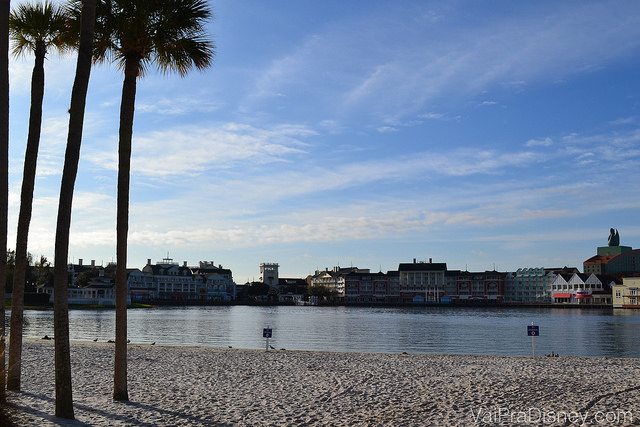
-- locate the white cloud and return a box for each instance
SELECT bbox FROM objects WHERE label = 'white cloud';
[84,122,315,178]
[525,137,553,147]
[610,117,636,126]
[137,97,223,115]
[377,126,398,133]
[420,112,445,120]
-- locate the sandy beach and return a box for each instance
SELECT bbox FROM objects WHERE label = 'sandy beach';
[4,339,640,426]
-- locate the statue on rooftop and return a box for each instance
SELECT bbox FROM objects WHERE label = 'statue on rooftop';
[608,228,620,247]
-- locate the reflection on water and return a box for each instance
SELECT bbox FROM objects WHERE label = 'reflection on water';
[6,306,640,357]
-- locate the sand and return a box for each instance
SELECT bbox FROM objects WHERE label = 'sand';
[4,339,640,426]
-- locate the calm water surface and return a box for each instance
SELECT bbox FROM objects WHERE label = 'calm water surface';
[10,305,640,357]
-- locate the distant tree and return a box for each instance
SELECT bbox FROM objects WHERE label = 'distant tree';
[247,282,270,297]
[52,0,97,418]
[4,249,14,294]
[74,269,98,287]
[33,254,53,287]
[308,285,331,298]
[8,0,70,391]
[0,0,9,405]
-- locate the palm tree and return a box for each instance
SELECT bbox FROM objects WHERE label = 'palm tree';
[71,0,213,401]
[7,0,69,391]
[52,0,97,418]
[0,0,10,404]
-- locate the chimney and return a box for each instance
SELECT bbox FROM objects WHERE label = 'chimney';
[147,259,151,266]
[78,258,83,266]
[413,258,416,264]
[91,260,95,267]
[183,261,187,267]
[429,258,432,263]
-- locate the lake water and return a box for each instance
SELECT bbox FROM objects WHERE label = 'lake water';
[9,305,640,358]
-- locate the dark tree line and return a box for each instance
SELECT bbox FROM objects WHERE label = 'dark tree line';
[4,251,53,294]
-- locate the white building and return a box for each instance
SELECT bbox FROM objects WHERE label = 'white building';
[141,258,236,302]
[613,277,640,308]
[142,258,196,300]
[308,267,368,299]
[42,268,130,306]
[550,272,615,305]
[260,263,279,289]
[127,268,155,301]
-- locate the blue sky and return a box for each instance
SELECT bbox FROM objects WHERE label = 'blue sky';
[7,0,640,283]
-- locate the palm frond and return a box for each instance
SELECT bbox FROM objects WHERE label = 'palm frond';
[9,0,71,58]
[91,0,214,77]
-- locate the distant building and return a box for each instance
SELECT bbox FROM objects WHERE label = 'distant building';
[142,258,235,302]
[613,277,640,308]
[127,268,154,301]
[66,273,123,306]
[277,278,308,303]
[387,270,400,302]
[584,229,640,277]
[260,263,279,290]
[344,271,391,303]
[39,260,130,306]
[450,270,505,302]
[398,258,446,303]
[504,267,579,303]
[444,270,460,298]
[308,266,369,300]
[192,261,235,301]
[550,272,616,305]
[142,258,196,300]
[37,257,236,304]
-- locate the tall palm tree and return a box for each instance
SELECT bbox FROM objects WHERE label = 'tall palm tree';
[52,0,97,418]
[84,0,213,400]
[7,0,69,392]
[0,0,10,404]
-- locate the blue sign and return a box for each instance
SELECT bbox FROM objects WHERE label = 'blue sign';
[527,325,539,336]
[263,328,272,338]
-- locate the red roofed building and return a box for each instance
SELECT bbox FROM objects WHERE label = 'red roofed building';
[583,229,640,278]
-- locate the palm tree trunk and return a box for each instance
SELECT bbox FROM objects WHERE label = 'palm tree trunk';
[0,0,10,405]
[53,0,96,418]
[8,41,46,392]
[114,57,138,402]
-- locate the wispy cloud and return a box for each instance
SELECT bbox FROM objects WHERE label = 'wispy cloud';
[377,126,398,133]
[137,97,224,115]
[247,2,640,125]
[420,113,445,120]
[525,137,553,147]
[84,122,314,178]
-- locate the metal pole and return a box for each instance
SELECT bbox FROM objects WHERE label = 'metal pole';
[265,325,270,351]
[531,322,536,358]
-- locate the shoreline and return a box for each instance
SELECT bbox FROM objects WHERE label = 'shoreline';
[10,301,616,311]
[5,339,640,426]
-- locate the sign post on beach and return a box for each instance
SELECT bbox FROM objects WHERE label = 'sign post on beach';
[527,323,539,358]
[263,327,272,351]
